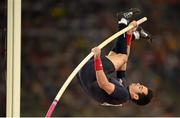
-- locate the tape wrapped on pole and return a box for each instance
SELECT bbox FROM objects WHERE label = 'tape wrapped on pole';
[45,17,147,117]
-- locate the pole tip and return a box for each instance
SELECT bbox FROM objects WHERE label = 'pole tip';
[137,17,147,25]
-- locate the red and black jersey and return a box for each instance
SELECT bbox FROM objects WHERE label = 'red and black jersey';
[78,56,130,105]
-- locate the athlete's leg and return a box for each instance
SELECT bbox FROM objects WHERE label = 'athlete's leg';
[111,18,128,54]
[110,9,140,77]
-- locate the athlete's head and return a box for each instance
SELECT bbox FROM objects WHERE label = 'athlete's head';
[128,83,153,105]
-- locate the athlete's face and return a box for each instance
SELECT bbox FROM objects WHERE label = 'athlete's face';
[131,83,148,95]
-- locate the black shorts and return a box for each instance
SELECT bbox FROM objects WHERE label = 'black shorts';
[78,56,115,87]
[78,56,115,101]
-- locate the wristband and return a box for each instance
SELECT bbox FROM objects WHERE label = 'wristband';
[127,34,132,46]
[94,58,103,71]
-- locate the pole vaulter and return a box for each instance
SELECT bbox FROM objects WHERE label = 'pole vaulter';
[45,17,147,117]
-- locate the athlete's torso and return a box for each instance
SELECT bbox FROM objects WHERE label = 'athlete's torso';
[88,77,129,105]
[78,56,130,105]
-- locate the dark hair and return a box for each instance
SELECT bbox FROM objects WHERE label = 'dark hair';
[131,88,153,105]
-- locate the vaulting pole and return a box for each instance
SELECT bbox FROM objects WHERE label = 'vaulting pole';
[6,0,21,117]
[45,17,147,117]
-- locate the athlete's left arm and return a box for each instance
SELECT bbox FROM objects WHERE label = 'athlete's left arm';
[108,21,137,58]
[92,47,115,95]
[108,21,137,71]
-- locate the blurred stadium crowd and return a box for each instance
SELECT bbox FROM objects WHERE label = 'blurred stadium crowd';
[0,0,180,117]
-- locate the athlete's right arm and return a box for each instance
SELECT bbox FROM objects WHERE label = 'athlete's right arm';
[91,47,115,95]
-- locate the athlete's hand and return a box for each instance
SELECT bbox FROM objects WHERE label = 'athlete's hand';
[127,20,138,34]
[91,47,101,58]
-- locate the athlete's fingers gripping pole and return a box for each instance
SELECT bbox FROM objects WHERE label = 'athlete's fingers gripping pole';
[45,17,147,117]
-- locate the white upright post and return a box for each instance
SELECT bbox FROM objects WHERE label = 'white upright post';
[6,0,21,117]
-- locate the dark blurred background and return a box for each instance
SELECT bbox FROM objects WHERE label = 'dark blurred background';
[0,0,7,116]
[0,0,180,117]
